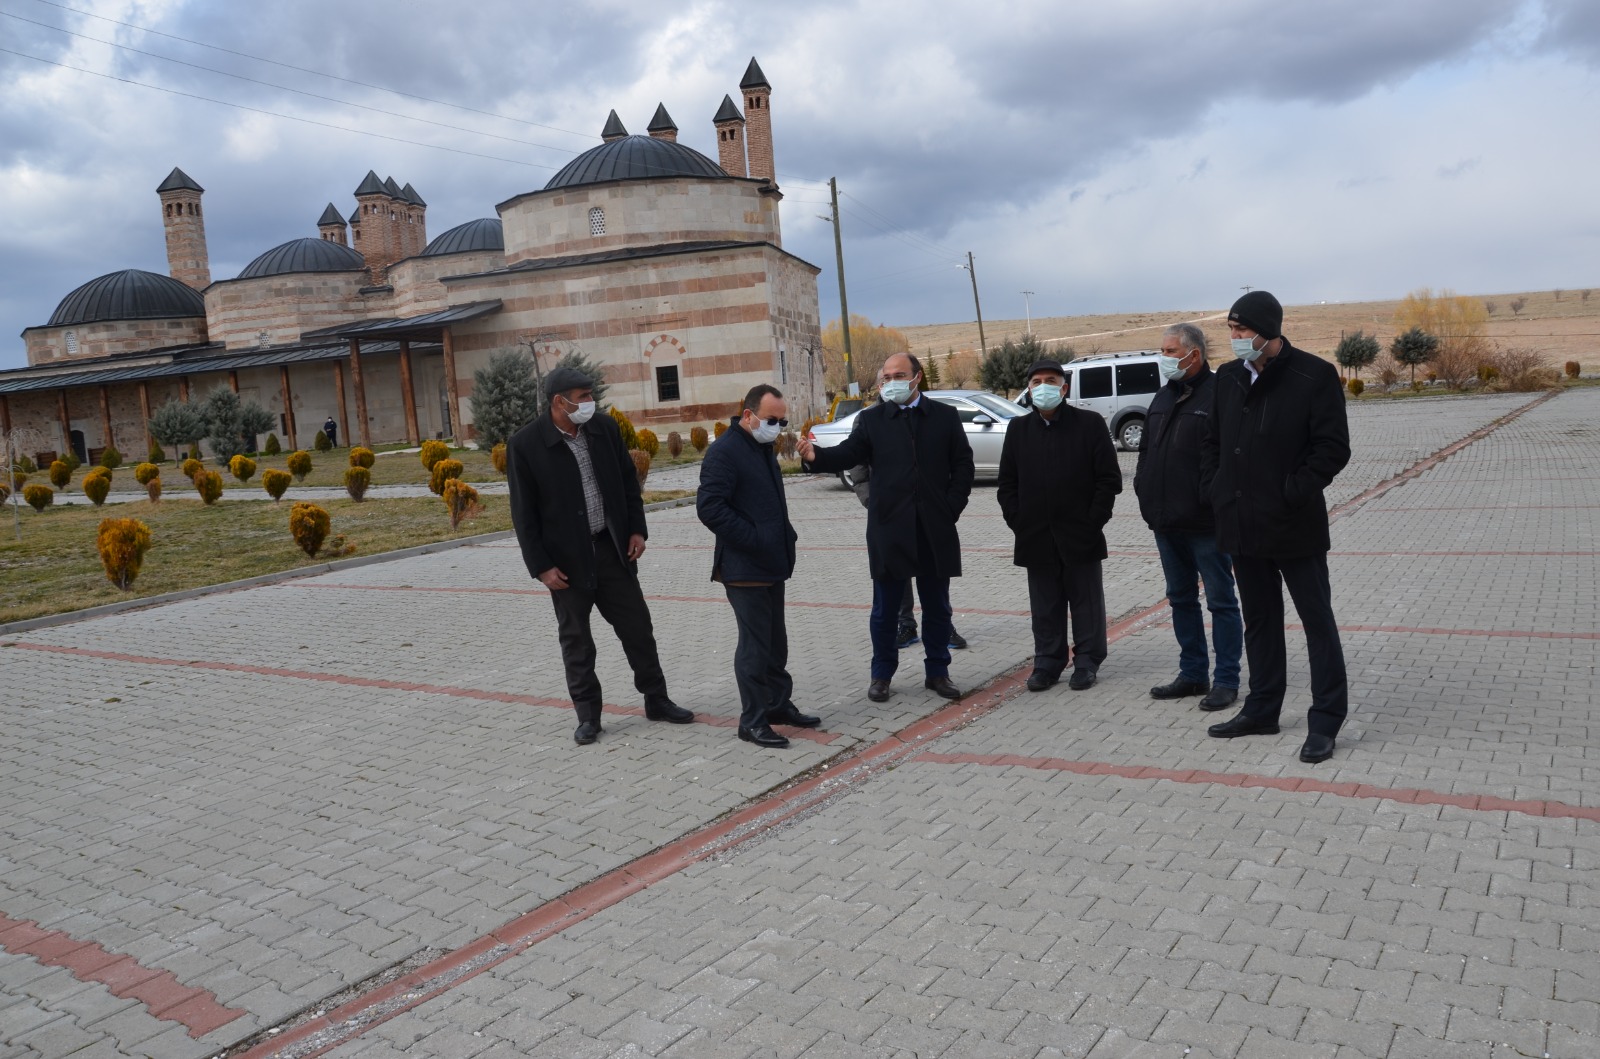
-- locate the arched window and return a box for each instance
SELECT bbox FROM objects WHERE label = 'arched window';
[589,206,606,236]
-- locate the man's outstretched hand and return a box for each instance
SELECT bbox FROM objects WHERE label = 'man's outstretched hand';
[797,438,816,462]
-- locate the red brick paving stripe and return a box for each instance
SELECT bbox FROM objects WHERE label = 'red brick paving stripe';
[1295,623,1600,641]
[0,912,245,1038]
[1368,504,1600,511]
[910,753,1600,823]
[4,643,838,745]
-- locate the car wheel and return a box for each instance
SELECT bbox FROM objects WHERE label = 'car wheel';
[1116,416,1145,451]
[839,467,856,489]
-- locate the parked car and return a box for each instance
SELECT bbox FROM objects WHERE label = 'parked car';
[1060,351,1164,450]
[805,389,1027,487]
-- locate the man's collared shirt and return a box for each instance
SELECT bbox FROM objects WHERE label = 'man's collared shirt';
[558,424,607,534]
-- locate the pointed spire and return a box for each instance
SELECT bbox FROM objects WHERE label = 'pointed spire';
[647,103,677,133]
[156,166,204,193]
[348,206,361,225]
[317,203,346,226]
[713,94,744,124]
[600,109,628,142]
[382,176,403,198]
[739,57,770,90]
[354,170,385,196]
[401,182,426,207]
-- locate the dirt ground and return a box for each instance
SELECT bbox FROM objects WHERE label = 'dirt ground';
[897,288,1599,380]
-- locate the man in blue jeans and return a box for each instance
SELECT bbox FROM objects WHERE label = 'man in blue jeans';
[1134,323,1243,710]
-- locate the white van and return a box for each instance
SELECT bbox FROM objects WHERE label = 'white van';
[1064,350,1164,450]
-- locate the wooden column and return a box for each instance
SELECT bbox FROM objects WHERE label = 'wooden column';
[178,376,190,402]
[397,339,420,445]
[138,382,153,456]
[441,327,460,442]
[348,339,371,447]
[1,394,11,436]
[57,389,72,454]
[228,371,239,393]
[279,365,297,449]
[333,361,350,450]
[99,385,116,453]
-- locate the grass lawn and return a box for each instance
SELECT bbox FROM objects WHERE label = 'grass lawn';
[0,487,690,624]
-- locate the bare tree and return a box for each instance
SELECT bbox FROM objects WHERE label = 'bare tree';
[3,424,48,541]
[1509,298,1526,316]
[1483,300,1496,315]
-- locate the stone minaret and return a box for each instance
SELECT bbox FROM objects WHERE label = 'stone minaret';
[713,95,747,177]
[401,183,427,257]
[601,110,628,144]
[157,167,210,289]
[647,104,678,142]
[741,58,775,183]
[353,170,394,279]
[317,203,348,245]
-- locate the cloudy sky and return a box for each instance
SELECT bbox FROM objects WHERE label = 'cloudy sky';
[2,0,1597,370]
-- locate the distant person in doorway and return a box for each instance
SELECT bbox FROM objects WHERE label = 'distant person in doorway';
[322,416,338,448]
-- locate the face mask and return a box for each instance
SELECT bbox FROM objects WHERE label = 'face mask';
[1158,353,1188,381]
[1230,336,1263,363]
[751,420,782,445]
[1030,382,1063,411]
[565,397,596,424]
[879,379,914,404]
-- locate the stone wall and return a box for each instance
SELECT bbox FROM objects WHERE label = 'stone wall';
[23,317,209,366]
[206,273,387,349]
[387,251,507,317]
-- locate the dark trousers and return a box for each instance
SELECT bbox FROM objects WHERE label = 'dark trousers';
[547,531,670,723]
[871,576,952,680]
[1232,552,1348,737]
[724,583,794,731]
[1025,560,1107,675]
[1153,531,1243,689]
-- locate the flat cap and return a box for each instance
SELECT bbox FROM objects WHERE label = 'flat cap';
[543,365,597,397]
[1025,359,1066,381]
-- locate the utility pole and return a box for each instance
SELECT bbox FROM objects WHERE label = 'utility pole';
[1021,290,1034,337]
[965,252,988,358]
[828,177,855,392]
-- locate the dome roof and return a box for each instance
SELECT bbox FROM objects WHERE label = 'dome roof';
[238,237,367,279]
[421,218,504,257]
[48,269,206,327]
[544,135,729,191]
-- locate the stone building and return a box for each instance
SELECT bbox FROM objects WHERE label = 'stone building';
[1,59,822,463]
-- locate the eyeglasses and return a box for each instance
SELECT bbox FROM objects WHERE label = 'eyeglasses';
[880,372,916,381]
[760,417,789,427]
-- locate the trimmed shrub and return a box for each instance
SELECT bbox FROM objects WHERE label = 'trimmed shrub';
[285,450,312,481]
[49,460,71,488]
[194,469,223,505]
[134,462,160,485]
[348,446,375,469]
[13,454,36,474]
[181,457,203,480]
[82,472,110,506]
[609,407,639,451]
[229,454,257,483]
[1478,364,1500,382]
[419,439,449,470]
[636,428,659,457]
[490,442,507,475]
[344,466,371,501]
[289,502,330,557]
[262,468,292,502]
[689,426,709,452]
[1566,361,1581,379]
[1346,378,1365,396]
[63,450,81,472]
[666,431,683,458]
[442,478,484,529]
[263,433,281,456]
[23,484,52,511]
[713,420,728,439]
[96,517,152,590]
[100,446,123,470]
[147,441,166,464]
[428,458,464,495]
[146,477,161,503]
[313,429,332,452]
[630,448,651,485]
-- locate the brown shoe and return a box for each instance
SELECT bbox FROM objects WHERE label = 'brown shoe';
[867,679,891,702]
[923,676,961,700]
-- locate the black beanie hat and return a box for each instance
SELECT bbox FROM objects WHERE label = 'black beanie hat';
[1228,290,1283,340]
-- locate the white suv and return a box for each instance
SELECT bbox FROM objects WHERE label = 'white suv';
[1063,350,1164,450]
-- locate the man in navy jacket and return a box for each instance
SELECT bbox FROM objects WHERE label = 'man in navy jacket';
[697,384,820,748]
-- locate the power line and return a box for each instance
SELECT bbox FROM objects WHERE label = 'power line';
[840,189,961,260]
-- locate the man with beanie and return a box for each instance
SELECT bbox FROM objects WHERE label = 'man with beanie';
[1135,323,1242,710]
[1200,291,1351,763]
[506,366,694,745]
[997,358,1123,691]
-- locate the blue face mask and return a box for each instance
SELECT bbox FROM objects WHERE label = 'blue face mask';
[1230,336,1264,363]
[880,379,914,404]
[1158,353,1188,381]
[1030,382,1063,411]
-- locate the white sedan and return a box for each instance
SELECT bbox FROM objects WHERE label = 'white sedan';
[804,389,1028,487]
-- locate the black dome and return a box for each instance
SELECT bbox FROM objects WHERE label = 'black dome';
[421,218,504,256]
[238,237,367,279]
[544,135,729,191]
[48,269,205,326]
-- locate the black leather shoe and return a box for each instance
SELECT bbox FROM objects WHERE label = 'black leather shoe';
[1198,686,1238,711]
[867,679,891,702]
[1150,677,1208,700]
[645,700,695,724]
[896,626,919,649]
[768,706,822,729]
[1299,733,1335,763]
[924,676,962,700]
[574,721,601,745]
[738,725,790,748]
[1025,670,1059,692]
[1067,669,1097,690]
[1207,714,1280,738]
[948,630,968,650]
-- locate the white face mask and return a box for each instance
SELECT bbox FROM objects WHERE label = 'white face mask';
[1158,352,1189,381]
[1029,382,1064,411]
[1230,336,1264,363]
[751,420,782,445]
[565,397,596,424]
[879,379,914,405]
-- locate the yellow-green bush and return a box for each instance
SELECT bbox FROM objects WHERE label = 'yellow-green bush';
[100,446,123,470]
[147,441,165,464]
[689,426,708,452]
[262,468,292,502]
[23,484,52,511]
[344,466,371,501]
[96,517,151,590]
[491,442,507,475]
[713,420,727,439]
[181,457,203,480]
[0,482,8,505]
[146,477,161,503]
[263,433,281,456]
[133,462,160,485]
[10,469,25,491]
[1347,378,1364,396]
[49,460,71,488]
[314,429,332,452]
[419,439,449,470]
[442,479,483,530]
[82,472,111,506]
[636,428,659,457]
[289,501,330,557]
[666,431,683,458]
[285,450,312,481]
[349,446,375,469]
[229,454,257,483]
[610,407,638,451]
[630,448,651,485]
[428,458,464,495]
[194,469,223,505]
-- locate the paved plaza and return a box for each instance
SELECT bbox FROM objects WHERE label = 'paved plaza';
[1,389,1597,1058]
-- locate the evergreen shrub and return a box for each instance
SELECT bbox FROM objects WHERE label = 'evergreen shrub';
[348,446,375,469]
[1347,378,1364,396]
[49,460,71,488]
[610,407,639,450]
[24,484,52,511]
[263,433,281,456]
[636,428,659,457]
[285,450,312,481]
[194,469,223,505]
[344,466,370,501]
[262,469,292,502]
[181,457,203,480]
[289,502,330,557]
[428,458,464,495]
[82,473,110,506]
[314,429,332,452]
[96,517,152,590]
[229,455,257,482]
[442,479,483,529]
[419,439,449,470]
[689,426,708,452]
[100,446,122,469]
[490,442,507,475]
[666,431,683,458]
[134,462,160,485]
[630,449,651,485]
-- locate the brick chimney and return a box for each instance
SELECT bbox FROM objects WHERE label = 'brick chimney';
[353,170,395,279]
[156,167,210,289]
[712,95,747,177]
[647,103,678,142]
[740,58,775,183]
[316,203,348,246]
[401,183,427,257]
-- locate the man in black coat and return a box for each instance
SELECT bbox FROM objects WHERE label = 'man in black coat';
[697,384,821,749]
[1200,290,1351,763]
[1134,323,1242,710]
[506,366,694,745]
[797,353,975,703]
[997,358,1123,691]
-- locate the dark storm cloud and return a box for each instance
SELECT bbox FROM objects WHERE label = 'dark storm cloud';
[1538,0,1600,63]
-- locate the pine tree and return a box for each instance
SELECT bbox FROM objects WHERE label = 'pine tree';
[1390,327,1439,386]
[1334,331,1380,381]
[923,349,942,388]
[148,398,206,463]
[471,349,543,450]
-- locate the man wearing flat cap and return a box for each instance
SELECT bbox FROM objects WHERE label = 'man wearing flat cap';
[997,358,1123,691]
[1200,291,1351,763]
[506,365,694,745]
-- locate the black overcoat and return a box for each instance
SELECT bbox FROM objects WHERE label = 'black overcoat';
[804,398,975,579]
[696,420,798,583]
[1134,364,1217,535]
[1199,342,1351,558]
[506,410,646,590]
[996,404,1123,567]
